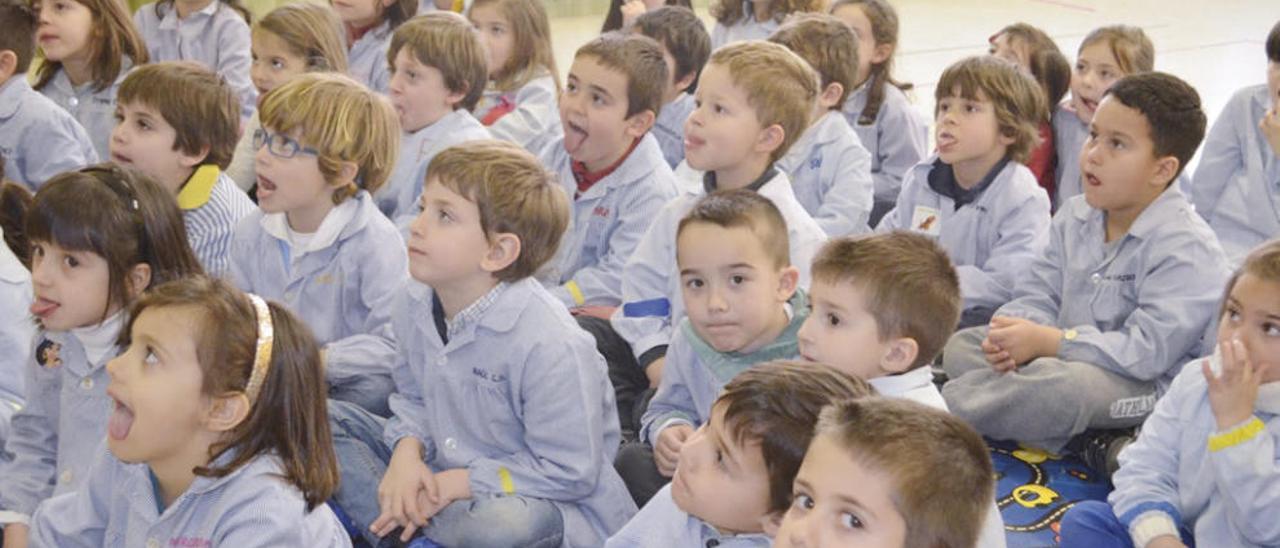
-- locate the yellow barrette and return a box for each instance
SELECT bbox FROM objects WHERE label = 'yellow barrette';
[245,294,274,403]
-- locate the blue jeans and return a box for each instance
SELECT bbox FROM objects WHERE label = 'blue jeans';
[328,400,565,547]
[1059,500,1196,548]
[329,372,396,418]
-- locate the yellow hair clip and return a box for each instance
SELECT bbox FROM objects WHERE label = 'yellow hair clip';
[245,294,274,403]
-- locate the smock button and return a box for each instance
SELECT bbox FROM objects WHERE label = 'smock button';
[146,538,160,548]
[444,437,458,450]
[59,470,73,484]
[80,377,93,390]
[1090,272,1102,284]
[68,97,79,108]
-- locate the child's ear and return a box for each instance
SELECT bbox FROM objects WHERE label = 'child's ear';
[819,82,845,110]
[126,263,153,298]
[0,50,16,82]
[776,265,800,301]
[881,336,919,374]
[760,511,785,538]
[178,144,211,170]
[445,84,469,109]
[673,71,697,95]
[335,161,360,187]
[755,123,786,157]
[624,109,656,138]
[871,43,893,65]
[480,232,521,274]
[1148,154,1180,189]
[204,392,251,433]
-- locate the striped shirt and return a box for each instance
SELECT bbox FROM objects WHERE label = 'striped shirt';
[182,166,255,278]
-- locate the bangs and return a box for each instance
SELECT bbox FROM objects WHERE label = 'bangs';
[26,173,130,256]
[935,63,989,103]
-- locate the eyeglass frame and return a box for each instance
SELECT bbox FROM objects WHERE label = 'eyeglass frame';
[252,128,320,159]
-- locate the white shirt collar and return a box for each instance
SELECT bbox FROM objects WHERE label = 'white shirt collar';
[261,198,360,259]
[71,309,124,365]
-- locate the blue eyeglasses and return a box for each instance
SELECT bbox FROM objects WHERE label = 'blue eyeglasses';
[252,128,319,159]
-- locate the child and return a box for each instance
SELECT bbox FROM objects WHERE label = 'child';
[1053,25,1153,208]
[631,6,710,169]
[0,0,97,190]
[607,360,875,547]
[32,0,148,159]
[988,23,1071,200]
[331,0,414,94]
[774,397,995,548]
[0,181,33,460]
[622,190,811,505]
[539,32,678,309]
[228,2,348,192]
[601,0,691,33]
[941,73,1229,460]
[376,11,490,225]
[796,232,1008,547]
[610,41,826,429]
[27,276,350,546]
[878,55,1051,328]
[1059,239,1280,548]
[467,0,563,155]
[708,0,822,49]
[0,164,202,545]
[133,0,256,121]
[111,62,255,278]
[328,140,635,547]
[230,73,405,418]
[769,13,875,237]
[1191,20,1280,264]
[829,0,928,226]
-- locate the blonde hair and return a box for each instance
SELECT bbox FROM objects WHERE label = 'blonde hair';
[426,140,569,282]
[388,12,488,111]
[255,2,348,74]
[1079,25,1154,75]
[935,56,1046,164]
[468,0,560,93]
[711,0,822,26]
[769,12,859,110]
[258,73,399,202]
[709,41,819,163]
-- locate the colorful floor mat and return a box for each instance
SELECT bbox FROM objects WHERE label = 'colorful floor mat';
[990,439,1113,547]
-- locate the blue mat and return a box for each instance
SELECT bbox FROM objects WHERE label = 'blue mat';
[989,439,1113,547]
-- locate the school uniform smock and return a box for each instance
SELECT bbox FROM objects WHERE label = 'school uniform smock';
[604,484,771,548]
[182,165,255,278]
[541,133,678,308]
[375,108,489,224]
[39,61,134,160]
[229,192,407,388]
[0,77,98,190]
[841,80,928,220]
[611,166,827,369]
[640,290,808,447]
[1106,359,1280,547]
[0,313,123,523]
[1191,84,1280,264]
[134,1,256,121]
[0,230,34,448]
[346,20,392,94]
[226,112,260,192]
[1051,103,1089,208]
[996,189,1229,392]
[472,73,562,155]
[29,450,352,547]
[878,156,1051,314]
[653,92,695,169]
[383,279,637,547]
[708,0,780,50]
[777,109,875,236]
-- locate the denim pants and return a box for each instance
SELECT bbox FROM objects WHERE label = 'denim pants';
[328,400,565,547]
[1058,500,1196,548]
[329,372,396,418]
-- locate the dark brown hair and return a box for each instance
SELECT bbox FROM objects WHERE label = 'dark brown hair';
[716,360,876,515]
[32,0,149,92]
[828,0,912,125]
[817,397,994,548]
[677,189,791,270]
[388,11,489,111]
[991,23,1070,120]
[1268,20,1280,63]
[1104,72,1206,181]
[812,232,961,370]
[936,55,1047,163]
[0,0,36,73]
[601,0,691,33]
[769,12,859,110]
[632,6,710,93]
[26,164,203,320]
[118,62,240,170]
[426,140,569,282]
[0,179,32,267]
[574,31,668,119]
[121,276,338,509]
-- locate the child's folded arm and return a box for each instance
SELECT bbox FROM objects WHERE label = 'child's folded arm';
[640,333,698,447]
[613,201,685,364]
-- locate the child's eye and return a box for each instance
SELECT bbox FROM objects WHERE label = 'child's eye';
[271,58,285,70]
[826,313,841,327]
[565,81,576,93]
[1110,139,1125,150]
[63,255,79,268]
[1226,307,1243,323]
[1075,61,1086,72]
[840,512,864,530]
[713,103,726,114]
[113,112,124,123]
[714,448,727,469]
[966,103,980,113]
[730,274,745,285]
[791,493,814,511]
[406,70,418,81]
[437,209,452,222]
[684,278,705,289]
[591,93,605,105]
[144,346,159,366]
[1099,70,1114,80]
[1263,322,1280,337]
[30,244,43,258]
[136,120,151,131]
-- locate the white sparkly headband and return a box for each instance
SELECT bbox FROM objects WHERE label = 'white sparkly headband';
[245,294,274,404]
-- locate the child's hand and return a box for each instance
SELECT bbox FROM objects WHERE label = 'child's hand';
[654,424,694,477]
[372,439,439,542]
[2,523,29,548]
[981,336,1017,373]
[1260,107,1280,158]
[620,0,646,27]
[986,317,1062,368]
[1202,338,1270,432]
[1146,535,1187,548]
[432,469,473,510]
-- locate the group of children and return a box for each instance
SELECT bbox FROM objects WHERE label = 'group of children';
[0,0,1277,545]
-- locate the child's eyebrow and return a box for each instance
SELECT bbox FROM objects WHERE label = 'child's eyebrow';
[586,84,614,100]
[834,493,877,520]
[727,263,757,271]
